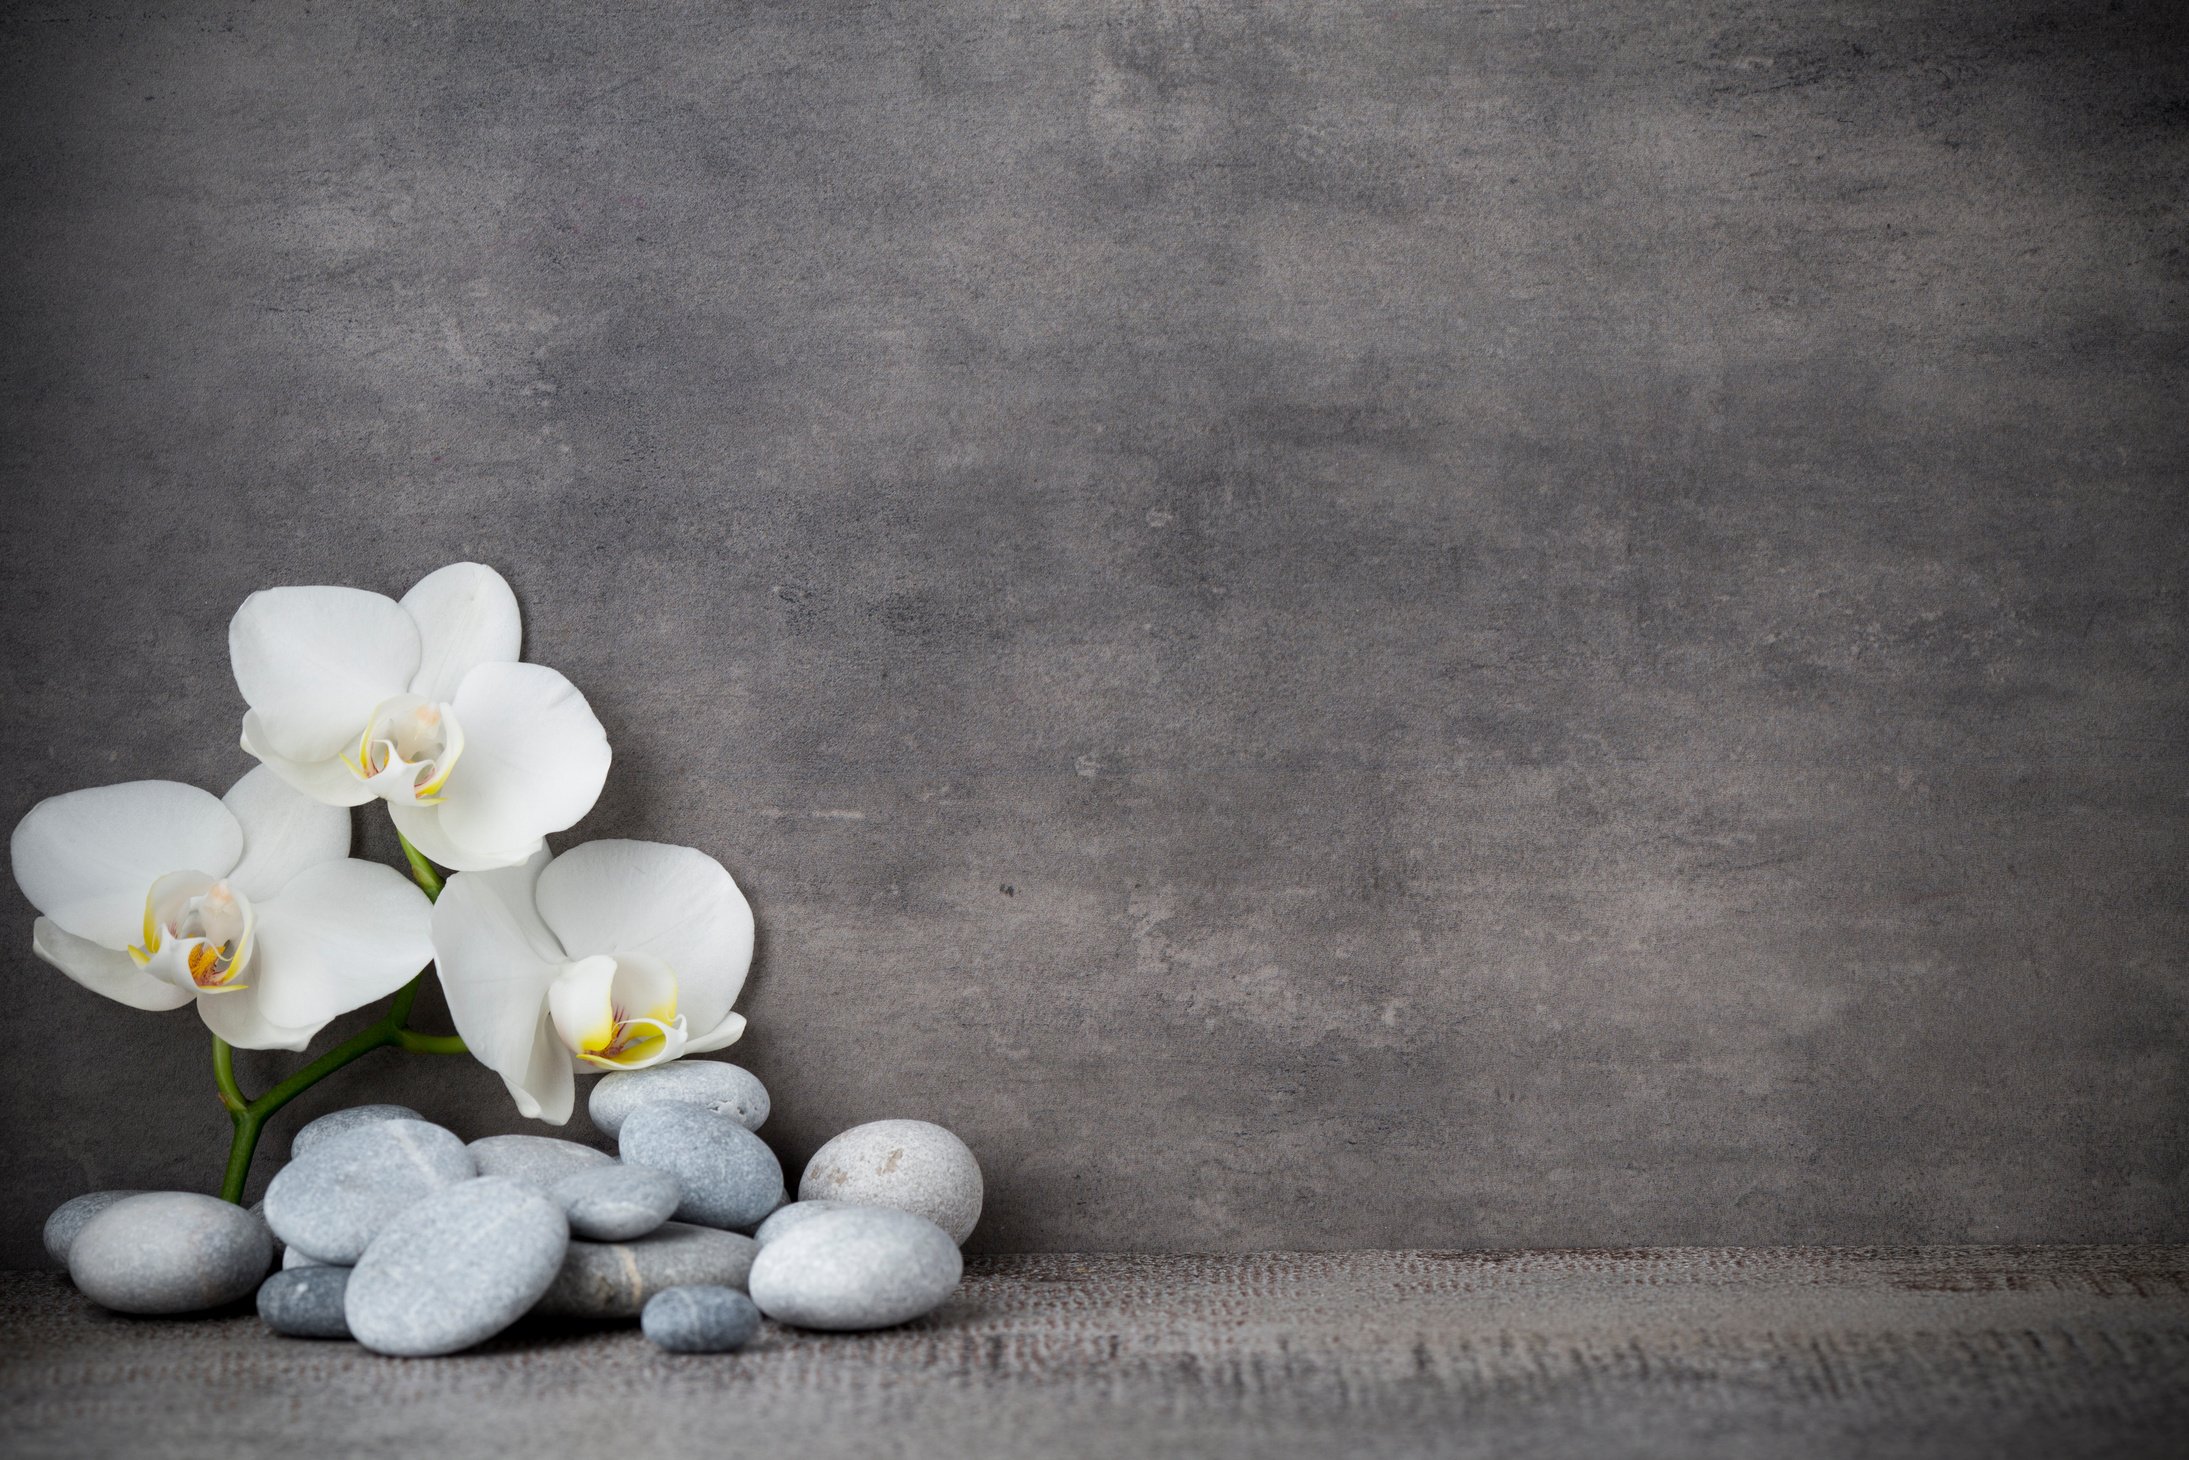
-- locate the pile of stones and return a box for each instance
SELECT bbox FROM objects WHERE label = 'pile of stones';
[45,1061,983,1357]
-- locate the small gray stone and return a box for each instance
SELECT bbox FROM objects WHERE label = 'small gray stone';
[467,1134,614,1190]
[553,1164,680,1241]
[290,1104,424,1159]
[345,1177,568,1357]
[618,1101,783,1231]
[753,1200,852,1247]
[642,1285,762,1353]
[534,1222,759,1319]
[258,1266,352,1338]
[68,1193,273,1315]
[798,1119,984,1244]
[747,1206,962,1331]
[43,1191,142,1267]
[590,1061,770,1137]
[264,1119,475,1263]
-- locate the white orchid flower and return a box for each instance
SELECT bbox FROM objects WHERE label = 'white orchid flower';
[432,840,753,1123]
[228,561,611,872]
[9,767,435,1050]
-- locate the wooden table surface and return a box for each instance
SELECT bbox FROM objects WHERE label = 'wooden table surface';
[5,1248,2187,1458]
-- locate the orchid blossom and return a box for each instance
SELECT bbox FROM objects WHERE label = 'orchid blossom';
[229,562,610,872]
[9,767,435,1050]
[432,840,753,1123]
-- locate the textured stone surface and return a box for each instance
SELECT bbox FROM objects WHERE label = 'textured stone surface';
[3,3,2188,1265]
[535,1222,759,1320]
[41,1193,142,1268]
[754,1201,852,1248]
[554,1165,681,1242]
[642,1285,763,1354]
[748,1207,963,1331]
[800,1122,983,1244]
[66,1193,272,1315]
[467,1135,614,1190]
[289,1106,425,1160]
[256,1266,352,1339]
[6,1249,2188,1458]
[263,1121,475,1264]
[591,1062,770,1137]
[620,1102,784,1231]
[345,1177,569,1357]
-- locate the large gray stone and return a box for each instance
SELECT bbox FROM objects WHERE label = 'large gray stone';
[747,1206,962,1331]
[589,1062,770,1137]
[289,1105,424,1159]
[263,1120,475,1264]
[618,1101,783,1231]
[467,1134,613,1190]
[641,1285,762,1353]
[68,1193,273,1314]
[553,1164,680,1241]
[43,1191,142,1267]
[752,1200,851,1247]
[798,1120,983,1244]
[345,1177,569,1357]
[534,1222,759,1319]
[257,1266,351,1339]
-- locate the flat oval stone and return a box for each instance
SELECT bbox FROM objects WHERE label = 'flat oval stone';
[264,1120,475,1263]
[590,1062,769,1137]
[747,1206,961,1331]
[290,1104,424,1159]
[553,1164,680,1241]
[753,1200,852,1247]
[69,1193,272,1314]
[534,1222,758,1319]
[798,1119,983,1244]
[642,1285,762,1353]
[346,1177,568,1357]
[258,1266,351,1338]
[618,1101,783,1230]
[468,1134,614,1190]
[43,1191,142,1266]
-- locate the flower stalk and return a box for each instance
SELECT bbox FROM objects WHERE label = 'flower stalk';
[213,834,465,1204]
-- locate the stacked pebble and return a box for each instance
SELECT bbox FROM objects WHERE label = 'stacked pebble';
[47,1060,984,1359]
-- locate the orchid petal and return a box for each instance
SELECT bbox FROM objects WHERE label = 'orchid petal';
[682,1010,748,1055]
[386,801,541,875]
[423,663,610,869]
[241,713,376,808]
[221,767,351,902]
[503,1009,577,1124]
[433,862,570,1108]
[193,979,321,1053]
[401,562,522,705]
[11,782,242,948]
[533,840,753,1040]
[249,860,434,1030]
[32,917,194,1012]
[229,585,420,763]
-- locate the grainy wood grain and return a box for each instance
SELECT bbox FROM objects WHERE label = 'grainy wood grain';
[5,1248,2186,1458]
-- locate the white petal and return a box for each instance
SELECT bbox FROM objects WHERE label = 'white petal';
[682,1010,748,1055]
[431,663,610,865]
[387,801,541,874]
[11,781,243,947]
[229,585,419,763]
[533,840,753,1039]
[241,713,376,808]
[400,562,522,705]
[193,980,321,1053]
[432,863,569,1106]
[221,766,351,901]
[248,860,435,1030]
[502,1009,577,1124]
[32,917,195,1011]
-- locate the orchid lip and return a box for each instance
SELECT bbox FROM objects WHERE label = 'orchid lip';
[347,695,466,805]
[129,872,254,992]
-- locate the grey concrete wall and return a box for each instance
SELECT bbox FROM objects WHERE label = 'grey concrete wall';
[1,0,2184,1268]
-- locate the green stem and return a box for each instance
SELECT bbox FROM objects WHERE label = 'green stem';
[213,832,468,1203]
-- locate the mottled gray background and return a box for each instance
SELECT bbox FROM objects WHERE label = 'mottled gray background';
[1,0,2184,1268]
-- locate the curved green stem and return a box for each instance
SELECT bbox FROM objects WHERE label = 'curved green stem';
[212,832,468,1203]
